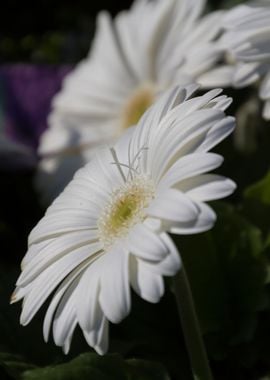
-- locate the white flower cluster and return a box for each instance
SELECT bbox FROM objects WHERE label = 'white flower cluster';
[221,2,270,119]
[13,0,269,355]
[35,0,270,204]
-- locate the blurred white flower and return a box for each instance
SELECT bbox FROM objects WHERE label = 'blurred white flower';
[36,0,225,203]
[200,1,270,120]
[13,85,236,354]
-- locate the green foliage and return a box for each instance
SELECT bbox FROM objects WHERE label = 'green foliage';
[242,171,270,235]
[20,353,169,380]
[244,171,270,205]
[174,202,269,375]
[0,353,36,380]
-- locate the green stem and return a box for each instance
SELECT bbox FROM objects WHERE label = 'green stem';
[173,265,214,380]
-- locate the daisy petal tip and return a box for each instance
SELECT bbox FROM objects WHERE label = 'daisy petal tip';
[99,299,129,325]
[20,315,29,327]
[223,97,233,110]
[94,345,107,356]
[174,257,182,274]
[10,291,17,305]
[185,83,200,97]
[213,88,224,96]
[62,343,71,355]
[227,179,237,194]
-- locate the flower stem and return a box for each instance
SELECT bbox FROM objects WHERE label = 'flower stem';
[173,265,214,380]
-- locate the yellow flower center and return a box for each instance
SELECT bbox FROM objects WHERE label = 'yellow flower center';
[98,176,155,249]
[121,84,155,130]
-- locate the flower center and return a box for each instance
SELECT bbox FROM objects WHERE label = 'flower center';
[121,84,155,130]
[98,176,155,249]
[224,51,236,65]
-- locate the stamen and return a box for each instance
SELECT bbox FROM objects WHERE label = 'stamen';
[129,145,148,177]
[110,147,126,182]
[98,176,155,249]
[110,145,149,180]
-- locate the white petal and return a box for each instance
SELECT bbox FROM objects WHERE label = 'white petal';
[83,314,109,355]
[28,211,98,245]
[20,242,103,325]
[147,188,199,223]
[260,72,270,99]
[75,260,103,332]
[10,284,30,304]
[52,284,78,347]
[179,174,236,201]
[141,233,181,277]
[170,202,216,235]
[17,230,99,287]
[207,95,233,111]
[130,255,165,303]
[144,217,162,233]
[127,224,168,262]
[158,153,224,190]
[62,319,77,354]
[43,261,88,342]
[233,62,263,87]
[198,66,235,87]
[99,246,131,324]
[196,117,235,153]
[94,317,109,355]
[94,12,135,82]
[262,99,270,119]
[149,108,225,180]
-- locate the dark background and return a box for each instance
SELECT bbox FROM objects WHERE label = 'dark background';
[0,0,243,63]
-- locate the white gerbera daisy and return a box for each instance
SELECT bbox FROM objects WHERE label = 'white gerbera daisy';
[13,85,236,354]
[36,0,225,203]
[200,1,270,120]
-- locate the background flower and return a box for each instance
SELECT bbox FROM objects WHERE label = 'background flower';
[200,1,270,120]
[36,0,226,203]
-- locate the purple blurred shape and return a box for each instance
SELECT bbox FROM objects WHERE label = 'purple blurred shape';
[0,64,72,169]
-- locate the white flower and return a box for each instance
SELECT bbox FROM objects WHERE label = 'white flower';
[13,85,236,355]
[36,0,225,203]
[200,2,270,120]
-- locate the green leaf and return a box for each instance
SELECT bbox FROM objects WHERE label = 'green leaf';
[22,354,126,380]
[126,359,170,380]
[174,202,268,364]
[0,358,18,380]
[0,353,36,380]
[210,203,268,345]
[22,353,170,380]
[242,171,270,234]
[173,231,227,336]
[244,171,270,205]
[109,286,193,380]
